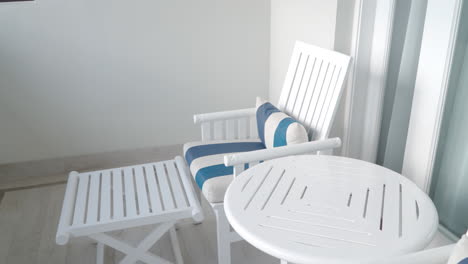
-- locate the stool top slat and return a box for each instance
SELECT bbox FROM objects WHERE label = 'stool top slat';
[111,168,124,219]
[123,167,138,218]
[143,164,164,214]
[134,166,150,215]
[100,171,112,222]
[86,172,101,224]
[155,162,176,210]
[72,174,89,226]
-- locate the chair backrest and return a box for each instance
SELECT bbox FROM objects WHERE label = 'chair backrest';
[277,41,351,141]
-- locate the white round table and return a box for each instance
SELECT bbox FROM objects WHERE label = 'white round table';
[224,155,438,264]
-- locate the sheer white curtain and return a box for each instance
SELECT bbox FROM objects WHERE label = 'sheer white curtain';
[376,0,427,173]
[430,9,468,237]
[377,0,468,237]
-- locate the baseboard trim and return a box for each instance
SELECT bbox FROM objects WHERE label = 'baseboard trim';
[438,224,460,242]
[0,144,182,191]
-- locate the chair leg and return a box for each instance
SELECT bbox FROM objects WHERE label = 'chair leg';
[213,204,231,264]
[170,227,184,264]
[96,243,104,264]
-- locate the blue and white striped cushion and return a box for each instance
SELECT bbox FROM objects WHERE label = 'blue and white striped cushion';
[256,97,308,149]
[183,139,265,203]
[448,232,468,264]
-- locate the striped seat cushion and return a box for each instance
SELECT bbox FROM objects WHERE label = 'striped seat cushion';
[256,97,308,149]
[183,139,265,203]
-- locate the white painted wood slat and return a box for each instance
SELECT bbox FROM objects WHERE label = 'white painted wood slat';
[100,171,111,222]
[382,177,400,238]
[278,47,304,111]
[72,175,89,225]
[155,163,176,210]
[249,117,258,139]
[123,168,137,217]
[284,53,309,114]
[201,122,212,141]
[112,169,124,219]
[213,120,224,140]
[247,167,285,211]
[297,59,323,124]
[305,62,330,137]
[144,164,163,214]
[248,161,260,169]
[226,119,237,140]
[316,67,343,139]
[233,165,244,177]
[312,65,337,136]
[292,57,317,122]
[165,161,188,209]
[86,172,100,224]
[401,183,419,237]
[134,166,150,215]
[237,117,248,139]
[365,183,385,232]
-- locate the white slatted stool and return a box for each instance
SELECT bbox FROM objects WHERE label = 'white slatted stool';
[224,155,439,264]
[56,156,203,264]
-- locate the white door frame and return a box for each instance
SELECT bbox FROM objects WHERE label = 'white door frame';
[360,0,396,163]
[341,0,396,162]
[402,0,463,192]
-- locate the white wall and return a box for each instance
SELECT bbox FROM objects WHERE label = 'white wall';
[269,0,338,103]
[0,0,270,164]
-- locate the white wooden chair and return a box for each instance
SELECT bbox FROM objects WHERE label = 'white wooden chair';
[182,41,352,264]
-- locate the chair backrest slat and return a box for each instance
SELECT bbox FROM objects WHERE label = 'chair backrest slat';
[277,41,351,141]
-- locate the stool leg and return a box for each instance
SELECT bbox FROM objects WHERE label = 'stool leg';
[170,227,184,264]
[96,243,105,264]
[193,184,203,225]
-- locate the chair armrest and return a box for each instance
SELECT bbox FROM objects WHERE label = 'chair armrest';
[224,137,342,166]
[193,108,256,124]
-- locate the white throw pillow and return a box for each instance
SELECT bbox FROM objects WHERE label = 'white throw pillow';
[255,97,308,149]
[447,231,468,264]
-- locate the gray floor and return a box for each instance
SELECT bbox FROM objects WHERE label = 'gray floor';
[0,184,277,264]
[0,184,455,264]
